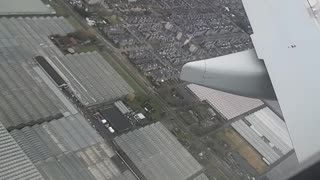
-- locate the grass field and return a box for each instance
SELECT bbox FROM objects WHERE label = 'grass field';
[217,128,268,174]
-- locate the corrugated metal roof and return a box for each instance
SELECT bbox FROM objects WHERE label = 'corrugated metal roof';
[231,108,293,164]
[245,108,293,153]
[0,122,44,180]
[11,116,94,163]
[187,84,263,120]
[11,127,53,163]
[0,14,136,180]
[41,114,104,152]
[50,52,134,106]
[0,17,134,129]
[11,113,136,180]
[114,101,131,114]
[232,120,281,164]
[0,58,61,129]
[114,122,202,180]
[193,173,209,180]
[0,0,55,15]
[0,16,77,129]
[35,152,96,180]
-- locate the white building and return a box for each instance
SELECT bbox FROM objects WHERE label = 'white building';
[232,107,293,164]
[187,84,263,120]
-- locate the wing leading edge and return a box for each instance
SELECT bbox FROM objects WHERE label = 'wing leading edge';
[180,49,276,99]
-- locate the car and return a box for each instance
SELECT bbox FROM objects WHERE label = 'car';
[108,126,115,133]
[101,119,107,124]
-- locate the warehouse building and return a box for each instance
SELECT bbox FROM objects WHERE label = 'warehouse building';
[0,16,80,129]
[11,113,137,180]
[114,101,132,115]
[49,52,134,106]
[0,16,133,128]
[114,122,203,180]
[193,173,209,180]
[0,26,71,129]
[0,56,64,129]
[0,0,55,16]
[231,107,293,165]
[187,84,264,120]
[0,121,44,180]
[0,3,141,180]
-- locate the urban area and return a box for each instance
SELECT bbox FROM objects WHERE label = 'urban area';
[0,0,298,180]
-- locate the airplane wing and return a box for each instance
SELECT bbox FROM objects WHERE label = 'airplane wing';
[181,0,320,163]
[180,49,276,99]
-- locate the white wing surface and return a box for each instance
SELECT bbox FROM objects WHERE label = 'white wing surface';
[242,0,320,162]
[181,0,320,163]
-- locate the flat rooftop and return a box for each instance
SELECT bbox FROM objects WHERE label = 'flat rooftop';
[100,107,132,132]
[187,84,264,120]
[0,16,77,129]
[0,0,55,15]
[231,107,293,164]
[50,52,134,106]
[114,122,203,180]
[10,113,137,180]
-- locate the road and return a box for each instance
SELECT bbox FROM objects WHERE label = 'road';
[202,104,266,138]
[53,2,264,180]
[56,0,156,94]
[124,24,174,68]
[55,2,253,163]
[56,0,191,132]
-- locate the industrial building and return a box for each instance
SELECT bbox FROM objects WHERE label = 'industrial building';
[11,113,137,180]
[114,122,203,180]
[231,107,293,164]
[0,13,138,179]
[193,173,210,180]
[0,16,134,129]
[0,121,44,180]
[49,51,134,106]
[0,16,79,129]
[0,0,55,15]
[0,1,206,180]
[187,84,264,120]
[114,101,132,115]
